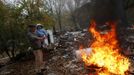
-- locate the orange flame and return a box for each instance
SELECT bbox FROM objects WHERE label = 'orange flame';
[81,20,130,75]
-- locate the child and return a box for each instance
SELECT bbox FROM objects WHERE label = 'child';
[36,24,48,48]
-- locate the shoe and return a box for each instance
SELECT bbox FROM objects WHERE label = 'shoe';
[36,72,44,75]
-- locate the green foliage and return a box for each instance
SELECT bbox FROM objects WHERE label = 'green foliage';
[0,0,54,60]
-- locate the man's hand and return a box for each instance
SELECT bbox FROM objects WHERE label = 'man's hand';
[38,37,44,40]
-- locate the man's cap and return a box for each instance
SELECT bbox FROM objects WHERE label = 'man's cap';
[28,24,36,28]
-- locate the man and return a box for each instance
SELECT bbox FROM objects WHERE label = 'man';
[27,24,45,75]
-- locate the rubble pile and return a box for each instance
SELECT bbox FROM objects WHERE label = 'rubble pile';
[0,31,134,75]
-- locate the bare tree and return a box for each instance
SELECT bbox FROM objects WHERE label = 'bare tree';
[17,0,44,22]
[53,0,66,31]
[44,0,57,32]
[66,0,90,30]
[44,0,66,31]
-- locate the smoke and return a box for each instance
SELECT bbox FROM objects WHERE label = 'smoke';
[91,0,127,26]
[75,48,92,61]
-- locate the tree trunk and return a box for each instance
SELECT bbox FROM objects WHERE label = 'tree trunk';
[72,14,80,31]
[115,0,128,50]
[58,16,62,31]
[115,0,128,27]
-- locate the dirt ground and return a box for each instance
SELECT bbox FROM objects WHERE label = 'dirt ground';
[0,48,134,75]
[0,48,88,75]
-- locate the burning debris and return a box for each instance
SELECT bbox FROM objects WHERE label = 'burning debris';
[80,20,130,75]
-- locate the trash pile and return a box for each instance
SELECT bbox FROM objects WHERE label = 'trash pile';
[0,31,134,75]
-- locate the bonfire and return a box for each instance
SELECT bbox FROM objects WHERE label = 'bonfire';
[80,20,130,75]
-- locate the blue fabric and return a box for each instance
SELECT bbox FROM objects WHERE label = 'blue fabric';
[36,29,47,37]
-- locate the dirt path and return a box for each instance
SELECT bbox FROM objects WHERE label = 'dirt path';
[0,48,134,75]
